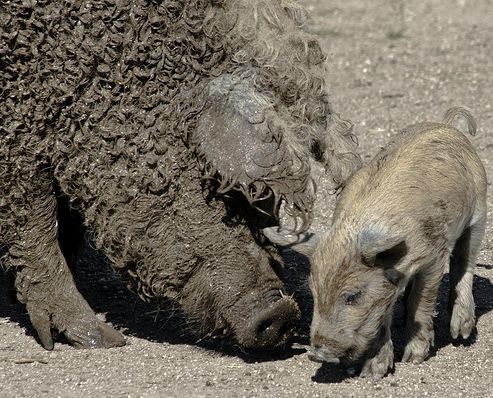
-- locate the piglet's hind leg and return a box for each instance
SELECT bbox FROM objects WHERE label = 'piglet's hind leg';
[449,218,485,340]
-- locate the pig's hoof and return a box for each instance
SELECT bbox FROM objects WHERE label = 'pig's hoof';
[65,321,126,349]
[450,301,475,340]
[402,335,432,364]
[360,340,394,379]
[27,301,125,350]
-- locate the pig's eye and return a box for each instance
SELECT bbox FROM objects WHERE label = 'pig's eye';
[344,291,363,305]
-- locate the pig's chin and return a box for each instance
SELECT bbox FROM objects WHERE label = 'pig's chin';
[310,343,361,366]
[310,335,372,366]
[336,336,385,367]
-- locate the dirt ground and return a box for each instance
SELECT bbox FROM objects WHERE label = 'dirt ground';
[1,0,492,397]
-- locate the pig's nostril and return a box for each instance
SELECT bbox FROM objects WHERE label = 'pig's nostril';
[256,318,290,339]
[256,319,274,335]
[277,320,291,339]
[252,308,296,345]
[235,296,300,348]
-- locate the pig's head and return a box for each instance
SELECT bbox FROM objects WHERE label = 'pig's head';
[264,224,407,362]
[108,65,360,349]
[158,1,361,349]
[120,70,359,349]
[178,206,302,349]
[165,74,358,349]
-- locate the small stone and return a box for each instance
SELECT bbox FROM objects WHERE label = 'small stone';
[13,357,48,365]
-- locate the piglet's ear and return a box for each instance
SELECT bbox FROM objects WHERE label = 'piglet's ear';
[359,227,407,268]
[263,227,318,258]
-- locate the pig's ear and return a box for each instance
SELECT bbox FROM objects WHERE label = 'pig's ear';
[263,227,318,257]
[193,75,286,191]
[192,75,317,231]
[359,227,408,268]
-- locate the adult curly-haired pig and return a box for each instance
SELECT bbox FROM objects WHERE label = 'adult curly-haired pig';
[265,107,487,377]
[0,1,361,350]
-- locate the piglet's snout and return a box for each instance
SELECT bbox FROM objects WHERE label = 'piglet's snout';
[308,345,340,364]
[309,331,346,363]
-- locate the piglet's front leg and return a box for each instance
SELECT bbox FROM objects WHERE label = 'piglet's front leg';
[402,257,445,363]
[360,323,394,379]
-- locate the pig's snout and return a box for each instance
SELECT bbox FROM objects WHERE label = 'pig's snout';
[241,296,300,348]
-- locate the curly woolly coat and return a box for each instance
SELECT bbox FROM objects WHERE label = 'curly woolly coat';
[0,0,360,347]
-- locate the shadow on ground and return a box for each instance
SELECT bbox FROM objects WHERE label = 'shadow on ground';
[1,242,492,372]
[0,244,308,363]
[284,251,493,384]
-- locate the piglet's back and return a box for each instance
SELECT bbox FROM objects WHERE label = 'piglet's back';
[335,121,487,235]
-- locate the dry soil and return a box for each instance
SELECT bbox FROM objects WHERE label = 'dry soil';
[1,1,492,397]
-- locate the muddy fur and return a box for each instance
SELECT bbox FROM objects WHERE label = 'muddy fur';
[266,108,487,376]
[0,1,360,349]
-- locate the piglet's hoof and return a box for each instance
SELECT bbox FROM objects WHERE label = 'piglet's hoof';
[402,331,434,365]
[450,301,475,340]
[360,339,394,379]
[65,321,126,349]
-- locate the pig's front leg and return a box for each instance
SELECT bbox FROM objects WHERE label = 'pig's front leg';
[360,321,394,379]
[8,180,125,349]
[403,257,446,363]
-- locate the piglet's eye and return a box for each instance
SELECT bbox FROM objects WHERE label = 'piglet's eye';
[344,291,363,305]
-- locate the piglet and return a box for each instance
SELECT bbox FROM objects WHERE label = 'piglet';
[264,107,487,378]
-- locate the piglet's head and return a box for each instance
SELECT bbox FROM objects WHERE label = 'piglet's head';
[264,225,407,365]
